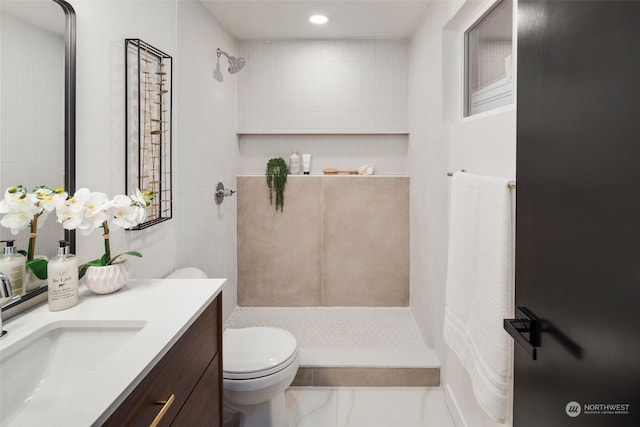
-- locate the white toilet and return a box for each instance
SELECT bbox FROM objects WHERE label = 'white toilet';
[165,268,299,427]
[223,327,299,427]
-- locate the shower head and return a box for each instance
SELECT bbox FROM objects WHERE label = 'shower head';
[217,48,246,74]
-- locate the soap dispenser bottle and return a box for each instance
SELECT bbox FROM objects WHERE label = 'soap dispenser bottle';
[0,240,26,296]
[47,240,79,311]
[289,151,301,175]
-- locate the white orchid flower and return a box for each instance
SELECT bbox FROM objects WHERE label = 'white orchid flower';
[129,189,151,225]
[110,195,140,229]
[130,189,146,207]
[78,210,110,235]
[55,188,103,232]
[84,191,110,214]
[56,203,84,230]
[0,188,39,234]
[132,188,154,207]
[133,203,147,224]
[56,188,87,230]
[40,188,152,270]
[0,187,23,213]
[35,187,68,213]
[0,209,32,234]
[0,187,37,214]
[65,187,91,213]
[36,211,50,229]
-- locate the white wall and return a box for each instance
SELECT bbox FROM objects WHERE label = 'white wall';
[175,0,239,321]
[70,0,239,320]
[408,0,453,357]
[409,0,516,426]
[71,0,177,278]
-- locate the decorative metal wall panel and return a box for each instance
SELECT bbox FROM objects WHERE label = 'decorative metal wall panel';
[125,39,172,229]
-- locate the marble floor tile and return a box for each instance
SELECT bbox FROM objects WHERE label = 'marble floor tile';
[286,388,338,427]
[286,387,456,427]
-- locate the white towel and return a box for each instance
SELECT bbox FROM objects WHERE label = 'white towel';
[443,172,514,423]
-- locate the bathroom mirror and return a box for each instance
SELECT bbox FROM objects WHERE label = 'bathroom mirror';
[0,0,75,312]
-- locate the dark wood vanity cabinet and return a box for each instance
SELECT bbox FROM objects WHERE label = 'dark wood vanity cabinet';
[102,294,223,427]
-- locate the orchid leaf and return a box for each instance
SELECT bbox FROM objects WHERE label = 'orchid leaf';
[108,251,142,265]
[100,253,110,266]
[78,264,90,280]
[78,258,102,279]
[26,258,48,280]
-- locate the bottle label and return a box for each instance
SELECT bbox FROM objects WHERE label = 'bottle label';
[49,269,78,302]
[289,155,301,174]
[8,264,23,295]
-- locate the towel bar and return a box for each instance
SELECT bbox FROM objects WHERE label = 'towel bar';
[446,170,516,189]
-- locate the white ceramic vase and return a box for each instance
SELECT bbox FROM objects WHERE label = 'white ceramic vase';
[83,260,131,294]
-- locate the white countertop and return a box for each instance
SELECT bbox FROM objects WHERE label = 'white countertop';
[0,278,225,427]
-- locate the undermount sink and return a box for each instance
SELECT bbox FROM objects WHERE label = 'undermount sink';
[0,321,145,425]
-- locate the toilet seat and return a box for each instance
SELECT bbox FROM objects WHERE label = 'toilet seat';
[223,327,298,380]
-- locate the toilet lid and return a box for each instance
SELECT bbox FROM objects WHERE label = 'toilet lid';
[223,327,297,376]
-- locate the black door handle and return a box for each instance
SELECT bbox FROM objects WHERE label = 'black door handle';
[504,306,540,360]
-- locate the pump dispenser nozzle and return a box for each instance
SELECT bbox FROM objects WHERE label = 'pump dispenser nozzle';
[1,240,16,255]
[57,240,69,257]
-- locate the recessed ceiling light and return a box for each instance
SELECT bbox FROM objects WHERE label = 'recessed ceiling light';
[309,14,329,25]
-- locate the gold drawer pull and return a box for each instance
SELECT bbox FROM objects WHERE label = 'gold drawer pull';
[149,393,175,427]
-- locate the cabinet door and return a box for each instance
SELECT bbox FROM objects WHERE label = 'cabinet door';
[171,354,222,427]
[102,301,218,426]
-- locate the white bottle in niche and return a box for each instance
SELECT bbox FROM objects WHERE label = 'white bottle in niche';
[48,240,79,311]
[289,151,301,175]
[0,240,25,296]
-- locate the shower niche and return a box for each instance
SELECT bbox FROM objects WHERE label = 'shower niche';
[125,38,173,229]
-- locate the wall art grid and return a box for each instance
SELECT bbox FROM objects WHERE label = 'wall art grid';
[125,38,173,229]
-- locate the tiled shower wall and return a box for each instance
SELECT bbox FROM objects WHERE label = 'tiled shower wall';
[236,40,410,307]
[237,176,409,307]
[236,40,408,133]
[239,134,408,175]
[236,39,409,176]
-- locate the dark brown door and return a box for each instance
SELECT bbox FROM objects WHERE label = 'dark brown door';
[510,1,640,425]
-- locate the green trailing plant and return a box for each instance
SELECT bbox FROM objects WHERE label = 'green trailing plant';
[265,157,288,212]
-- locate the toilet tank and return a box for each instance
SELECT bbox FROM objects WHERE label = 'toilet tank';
[165,268,208,279]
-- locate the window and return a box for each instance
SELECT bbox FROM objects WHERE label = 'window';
[465,0,513,117]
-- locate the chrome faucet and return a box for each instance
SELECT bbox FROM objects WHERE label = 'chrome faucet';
[0,272,12,339]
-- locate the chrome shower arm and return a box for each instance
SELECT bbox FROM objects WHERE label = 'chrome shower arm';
[216,47,246,74]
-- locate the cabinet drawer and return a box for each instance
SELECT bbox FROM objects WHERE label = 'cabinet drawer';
[103,298,218,427]
[171,353,222,426]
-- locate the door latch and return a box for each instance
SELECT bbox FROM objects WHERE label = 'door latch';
[504,306,540,360]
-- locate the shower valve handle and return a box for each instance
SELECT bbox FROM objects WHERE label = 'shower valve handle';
[216,189,236,198]
[215,182,236,205]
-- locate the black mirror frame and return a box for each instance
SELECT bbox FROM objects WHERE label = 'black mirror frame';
[2,0,76,317]
[54,0,76,253]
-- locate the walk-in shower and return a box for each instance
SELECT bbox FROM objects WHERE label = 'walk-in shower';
[216,48,246,74]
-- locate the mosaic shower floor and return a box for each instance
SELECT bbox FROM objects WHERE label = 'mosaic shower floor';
[225,307,439,368]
